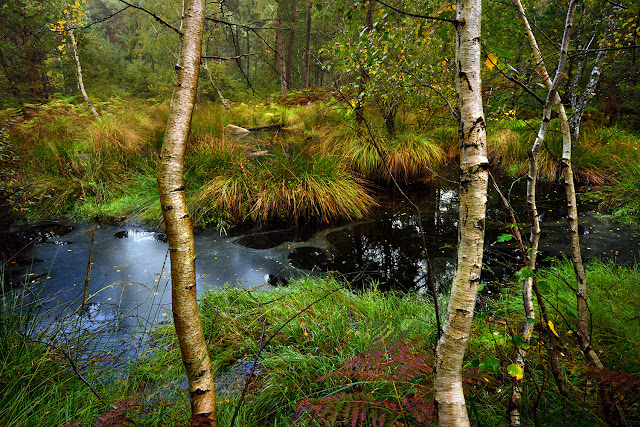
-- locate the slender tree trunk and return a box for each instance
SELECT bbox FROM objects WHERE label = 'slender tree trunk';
[246,30,250,80]
[434,0,488,424]
[203,59,230,110]
[276,7,286,96]
[355,4,374,125]
[303,1,311,89]
[508,3,577,418]
[67,23,99,120]
[514,1,622,424]
[286,0,297,88]
[157,0,216,422]
[569,8,618,142]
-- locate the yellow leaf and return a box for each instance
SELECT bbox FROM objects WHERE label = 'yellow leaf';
[485,53,497,70]
[548,320,560,337]
[507,363,524,380]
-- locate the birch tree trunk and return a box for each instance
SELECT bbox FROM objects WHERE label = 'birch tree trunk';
[434,0,488,424]
[569,8,618,143]
[67,24,99,120]
[508,2,577,424]
[514,1,621,424]
[157,0,217,422]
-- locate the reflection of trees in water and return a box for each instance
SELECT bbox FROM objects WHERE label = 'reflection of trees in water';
[327,183,460,293]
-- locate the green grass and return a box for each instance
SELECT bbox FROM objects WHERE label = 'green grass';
[2,260,640,426]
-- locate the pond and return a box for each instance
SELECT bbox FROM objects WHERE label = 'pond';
[2,176,639,332]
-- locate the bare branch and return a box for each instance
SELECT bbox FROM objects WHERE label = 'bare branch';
[201,53,257,60]
[116,0,181,35]
[69,6,130,30]
[373,0,458,23]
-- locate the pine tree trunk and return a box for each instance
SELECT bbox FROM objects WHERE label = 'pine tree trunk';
[157,0,217,422]
[67,24,99,120]
[303,2,311,89]
[276,7,286,96]
[286,0,297,88]
[434,0,488,424]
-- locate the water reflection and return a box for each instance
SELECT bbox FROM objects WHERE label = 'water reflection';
[2,178,640,328]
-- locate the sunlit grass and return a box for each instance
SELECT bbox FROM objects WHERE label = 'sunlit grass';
[192,139,376,224]
[340,130,444,183]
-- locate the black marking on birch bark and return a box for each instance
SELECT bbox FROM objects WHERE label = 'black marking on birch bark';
[184,360,193,367]
[458,70,472,91]
[474,218,485,230]
[467,117,485,139]
[456,308,470,315]
[196,369,207,379]
[468,162,489,174]
[182,214,190,219]
[172,186,186,192]
[162,205,173,211]
[542,116,550,123]
[462,142,481,149]
[185,284,195,290]
[175,65,182,70]
[192,388,207,396]
[170,248,179,253]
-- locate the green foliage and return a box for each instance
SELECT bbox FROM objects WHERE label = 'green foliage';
[196,276,438,425]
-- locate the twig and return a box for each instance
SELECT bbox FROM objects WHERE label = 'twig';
[372,0,458,23]
[230,302,266,426]
[81,227,95,313]
[206,306,219,346]
[229,286,344,426]
[201,53,257,60]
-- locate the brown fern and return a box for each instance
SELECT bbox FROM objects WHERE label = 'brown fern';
[295,339,435,426]
[586,368,640,397]
[92,398,139,427]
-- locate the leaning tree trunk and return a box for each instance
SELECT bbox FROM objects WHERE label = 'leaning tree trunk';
[434,0,488,424]
[67,21,99,120]
[157,0,216,422]
[508,1,577,424]
[514,1,621,424]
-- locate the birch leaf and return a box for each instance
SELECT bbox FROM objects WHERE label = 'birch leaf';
[485,53,497,70]
[507,363,524,380]
[548,320,560,337]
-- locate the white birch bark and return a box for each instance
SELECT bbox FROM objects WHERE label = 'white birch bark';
[569,8,619,142]
[67,23,99,120]
[157,0,217,422]
[434,0,488,424]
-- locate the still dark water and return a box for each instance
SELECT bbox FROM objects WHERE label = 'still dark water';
[2,178,640,328]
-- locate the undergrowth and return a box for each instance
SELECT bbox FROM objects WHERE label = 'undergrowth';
[2,260,640,426]
[6,98,640,227]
